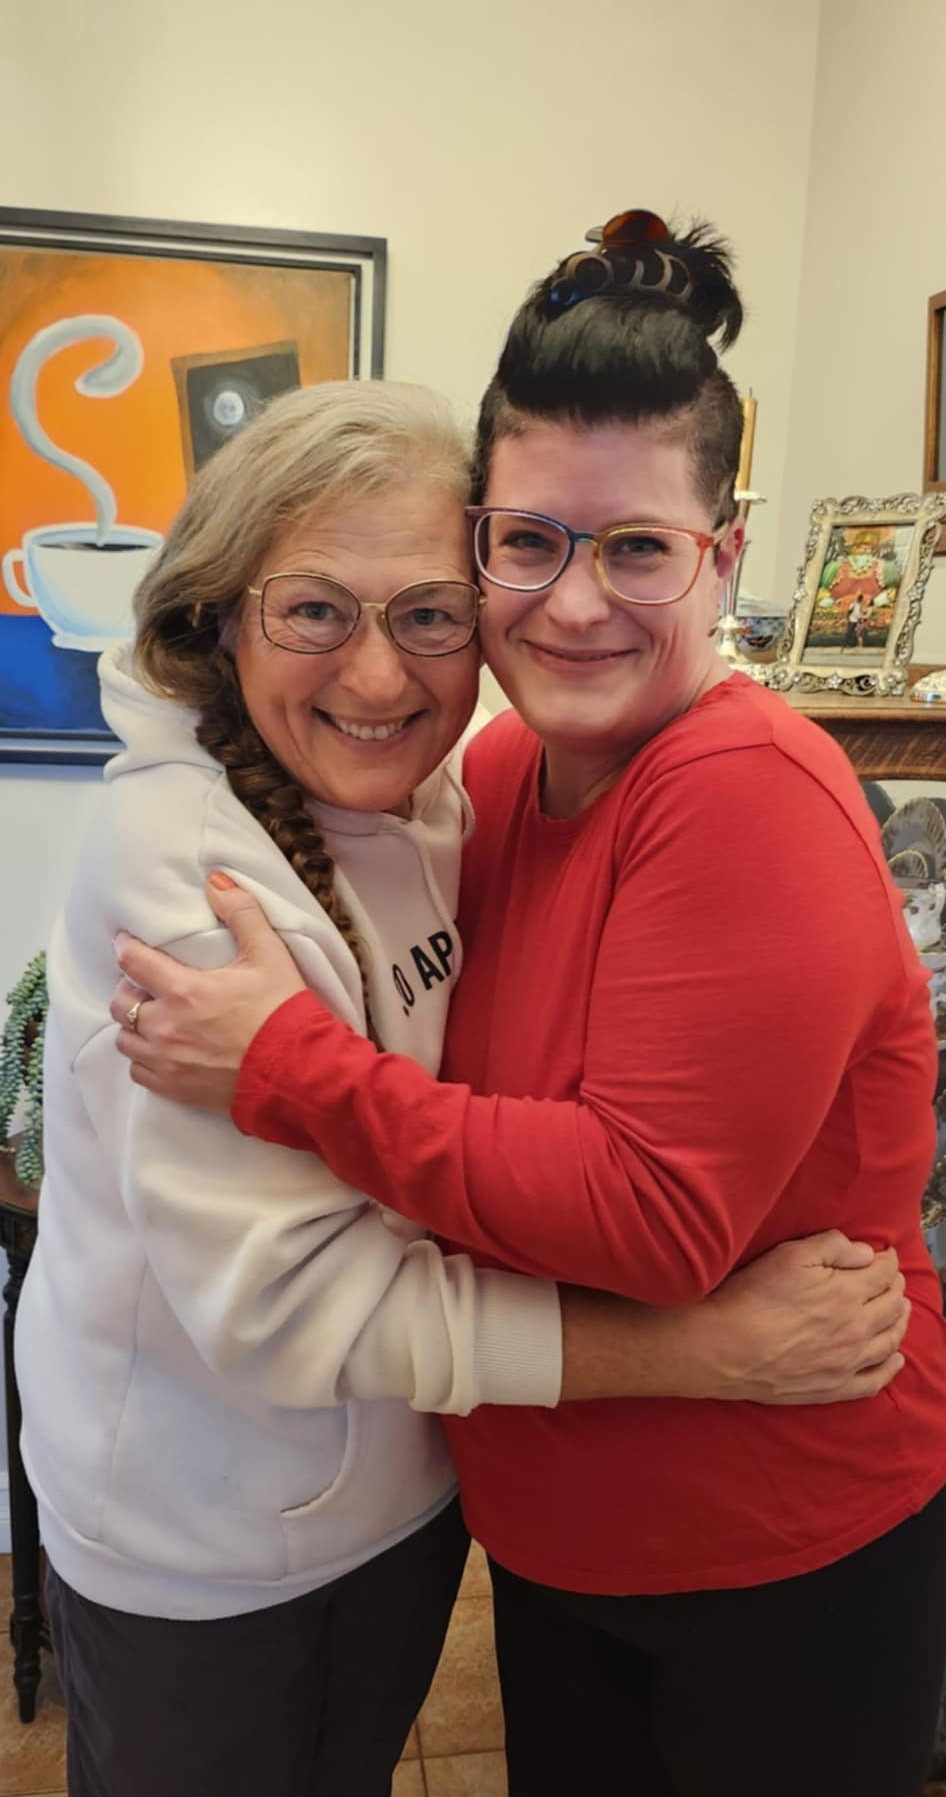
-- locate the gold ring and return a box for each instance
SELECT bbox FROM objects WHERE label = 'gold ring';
[125,998,146,1033]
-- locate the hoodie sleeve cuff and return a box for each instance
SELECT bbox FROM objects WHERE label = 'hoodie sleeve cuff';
[472,1272,563,1408]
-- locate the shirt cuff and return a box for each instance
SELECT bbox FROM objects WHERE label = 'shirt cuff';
[233,991,330,1145]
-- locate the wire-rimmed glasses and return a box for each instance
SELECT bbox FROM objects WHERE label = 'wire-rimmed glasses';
[466,507,725,607]
[249,573,483,658]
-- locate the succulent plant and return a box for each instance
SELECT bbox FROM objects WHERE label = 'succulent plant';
[0,952,47,1187]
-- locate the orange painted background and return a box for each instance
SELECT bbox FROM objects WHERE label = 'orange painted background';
[0,249,352,615]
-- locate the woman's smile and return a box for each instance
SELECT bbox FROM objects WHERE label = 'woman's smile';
[315,708,421,743]
[521,640,640,667]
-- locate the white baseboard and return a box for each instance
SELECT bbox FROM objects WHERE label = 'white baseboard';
[0,1475,11,1556]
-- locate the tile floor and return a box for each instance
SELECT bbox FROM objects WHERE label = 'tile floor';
[0,1543,508,1797]
[0,1546,942,1797]
[405,1538,507,1796]
[0,1580,66,1796]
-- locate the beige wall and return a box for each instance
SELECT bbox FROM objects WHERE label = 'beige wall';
[5,0,946,990]
[0,0,824,994]
[7,0,945,937]
[2,0,820,590]
[779,0,946,658]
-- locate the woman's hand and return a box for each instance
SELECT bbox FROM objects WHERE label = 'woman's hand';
[110,876,305,1112]
[559,1231,910,1405]
[687,1232,909,1403]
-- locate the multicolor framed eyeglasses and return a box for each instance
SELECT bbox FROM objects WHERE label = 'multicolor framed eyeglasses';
[466,508,725,608]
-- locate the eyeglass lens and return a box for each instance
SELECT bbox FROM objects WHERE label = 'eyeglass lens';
[473,513,703,605]
[261,575,478,655]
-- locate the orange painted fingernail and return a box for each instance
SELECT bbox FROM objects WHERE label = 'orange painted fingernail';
[208,872,237,891]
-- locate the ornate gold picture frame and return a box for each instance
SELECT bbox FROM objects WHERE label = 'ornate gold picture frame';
[768,493,946,698]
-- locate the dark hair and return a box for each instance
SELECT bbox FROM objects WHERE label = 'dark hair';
[473,217,745,521]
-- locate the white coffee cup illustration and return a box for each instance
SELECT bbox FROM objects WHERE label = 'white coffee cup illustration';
[6,315,163,650]
[3,522,162,650]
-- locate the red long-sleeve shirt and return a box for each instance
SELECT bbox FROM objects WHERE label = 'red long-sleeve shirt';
[235,676,946,1592]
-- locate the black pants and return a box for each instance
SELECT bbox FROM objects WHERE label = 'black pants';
[490,1483,946,1797]
[45,1497,468,1797]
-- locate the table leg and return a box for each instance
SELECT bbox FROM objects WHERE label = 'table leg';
[3,1248,42,1723]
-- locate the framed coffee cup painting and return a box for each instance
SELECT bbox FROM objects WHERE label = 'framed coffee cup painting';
[0,207,386,762]
[768,492,946,698]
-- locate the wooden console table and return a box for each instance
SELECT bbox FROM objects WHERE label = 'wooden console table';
[784,664,946,780]
[0,1146,44,1723]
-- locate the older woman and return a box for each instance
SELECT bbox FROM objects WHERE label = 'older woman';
[113,215,946,1797]
[19,379,899,1797]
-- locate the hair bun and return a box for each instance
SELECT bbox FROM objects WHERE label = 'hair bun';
[547,209,743,350]
[671,218,743,349]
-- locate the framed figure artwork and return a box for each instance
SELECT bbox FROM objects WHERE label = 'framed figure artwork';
[768,493,946,698]
[0,207,386,762]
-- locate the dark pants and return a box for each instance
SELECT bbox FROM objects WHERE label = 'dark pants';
[46,1497,468,1797]
[490,1482,946,1797]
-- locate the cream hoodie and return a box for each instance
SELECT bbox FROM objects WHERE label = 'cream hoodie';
[16,646,561,1620]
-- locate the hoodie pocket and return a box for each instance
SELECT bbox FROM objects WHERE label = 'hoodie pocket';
[279,1405,363,1574]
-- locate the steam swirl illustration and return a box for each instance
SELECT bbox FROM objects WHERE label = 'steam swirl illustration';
[9,315,144,543]
[3,313,162,650]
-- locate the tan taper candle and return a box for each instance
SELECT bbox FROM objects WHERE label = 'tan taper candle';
[736,394,757,494]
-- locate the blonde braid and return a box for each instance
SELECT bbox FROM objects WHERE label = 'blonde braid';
[195,651,377,1041]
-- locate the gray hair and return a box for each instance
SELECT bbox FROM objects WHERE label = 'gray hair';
[130,381,471,1040]
[134,379,471,701]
